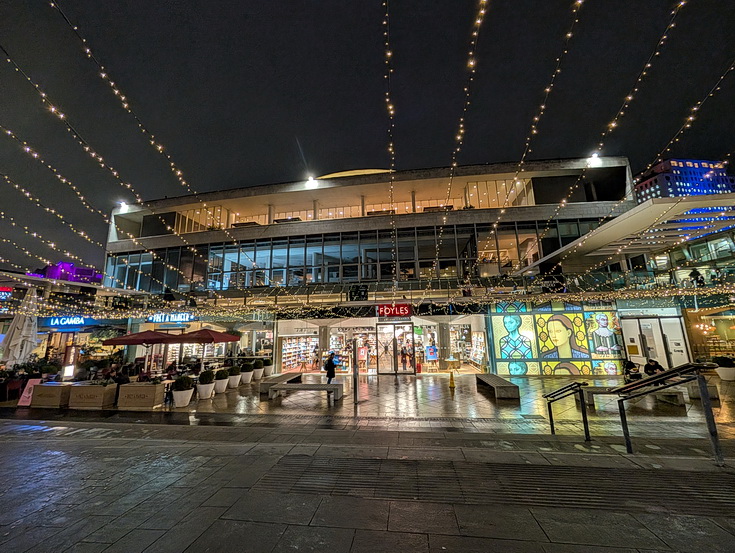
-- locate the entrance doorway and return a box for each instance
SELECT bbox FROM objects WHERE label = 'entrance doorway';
[376,323,415,374]
[620,317,691,369]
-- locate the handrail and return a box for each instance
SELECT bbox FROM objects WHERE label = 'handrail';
[611,362,723,466]
[544,381,590,441]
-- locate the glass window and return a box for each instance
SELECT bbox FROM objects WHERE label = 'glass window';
[436,226,456,258]
[208,245,224,272]
[438,259,457,278]
[397,229,415,261]
[416,228,436,259]
[223,245,240,272]
[288,238,305,267]
[255,240,271,269]
[138,253,153,292]
[165,248,181,291]
[362,263,377,281]
[239,242,255,269]
[359,231,379,264]
[271,240,288,268]
[399,262,416,280]
[306,236,323,267]
[342,264,359,282]
[341,233,359,264]
[379,263,395,281]
[377,230,394,262]
[418,261,435,279]
[323,236,341,266]
[456,225,475,258]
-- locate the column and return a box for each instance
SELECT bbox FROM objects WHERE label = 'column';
[438,323,451,371]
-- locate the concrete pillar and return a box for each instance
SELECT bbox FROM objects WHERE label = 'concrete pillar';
[318,325,330,362]
[411,190,416,213]
[312,199,318,221]
[361,195,366,217]
[437,323,451,370]
[267,204,274,224]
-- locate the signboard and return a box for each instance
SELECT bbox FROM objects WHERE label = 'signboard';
[376,304,412,318]
[39,316,91,328]
[17,378,42,407]
[0,287,12,301]
[147,312,197,324]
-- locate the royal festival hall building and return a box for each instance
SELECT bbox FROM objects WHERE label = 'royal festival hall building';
[99,157,735,377]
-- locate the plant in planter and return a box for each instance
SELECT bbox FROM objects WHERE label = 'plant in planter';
[196,370,215,400]
[171,375,195,407]
[262,357,275,377]
[213,368,229,393]
[252,359,265,380]
[713,356,735,381]
[240,362,254,384]
[227,365,241,388]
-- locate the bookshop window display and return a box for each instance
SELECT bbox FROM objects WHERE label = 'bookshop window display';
[489,301,625,376]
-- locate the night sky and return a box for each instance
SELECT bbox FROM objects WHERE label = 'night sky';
[1,1,734,270]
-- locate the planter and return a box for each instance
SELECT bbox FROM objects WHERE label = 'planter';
[253,368,265,380]
[117,383,165,410]
[69,383,116,410]
[214,379,229,394]
[172,388,194,408]
[196,382,215,399]
[228,374,241,388]
[715,367,735,381]
[240,371,253,384]
[263,364,274,377]
[30,383,72,408]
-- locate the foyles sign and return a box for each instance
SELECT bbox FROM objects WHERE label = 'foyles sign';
[147,312,197,324]
[376,304,412,318]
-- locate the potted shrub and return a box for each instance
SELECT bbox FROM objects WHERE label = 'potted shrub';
[263,357,274,377]
[196,370,215,399]
[240,362,254,384]
[252,359,265,380]
[214,368,229,393]
[227,365,241,388]
[171,375,194,408]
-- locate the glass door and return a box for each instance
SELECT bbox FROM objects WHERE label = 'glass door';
[621,317,691,370]
[376,323,415,374]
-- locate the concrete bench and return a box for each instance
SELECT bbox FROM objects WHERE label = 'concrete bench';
[268,382,343,401]
[652,387,687,406]
[259,372,302,395]
[476,374,520,399]
[573,386,615,406]
[685,381,719,400]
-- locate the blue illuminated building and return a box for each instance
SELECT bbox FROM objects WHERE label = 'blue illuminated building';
[634,159,734,204]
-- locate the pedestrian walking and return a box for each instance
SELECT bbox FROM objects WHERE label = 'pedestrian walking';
[324,352,336,384]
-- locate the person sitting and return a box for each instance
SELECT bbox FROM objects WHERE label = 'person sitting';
[623,360,642,383]
[137,371,151,383]
[114,367,131,385]
[643,359,666,384]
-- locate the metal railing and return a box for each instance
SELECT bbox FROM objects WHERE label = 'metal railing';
[543,382,591,442]
[610,362,723,466]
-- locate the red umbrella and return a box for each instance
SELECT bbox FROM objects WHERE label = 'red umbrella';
[102,330,171,346]
[162,329,239,344]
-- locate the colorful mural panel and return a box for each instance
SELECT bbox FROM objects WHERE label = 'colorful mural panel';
[496,361,541,376]
[492,314,537,359]
[536,313,590,359]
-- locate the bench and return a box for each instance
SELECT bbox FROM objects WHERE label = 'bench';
[573,386,615,406]
[652,387,687,406]
[685,381,719,400]
[268,382,343,401]
[259,372,302,395]
[476,374,520,399]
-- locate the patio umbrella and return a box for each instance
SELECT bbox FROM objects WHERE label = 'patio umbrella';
[162,329,239,370]
[0,288,39,369]
[102,330,171,373]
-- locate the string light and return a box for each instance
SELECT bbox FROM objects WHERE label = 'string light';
[44,4,307,305]
[383,0,399,295]
[509,0,690,271]
[426,0,489,296]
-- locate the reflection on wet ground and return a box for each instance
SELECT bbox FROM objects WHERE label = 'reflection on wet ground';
[1,373,733,439]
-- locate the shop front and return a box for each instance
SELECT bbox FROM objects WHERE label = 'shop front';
[37,316,128,367]
[683,305,735,361]
[274,304,489,375]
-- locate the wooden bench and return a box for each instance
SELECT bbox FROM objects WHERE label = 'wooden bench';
[259,372,302,395]
[268,382,343,401]
[476,374,520,399]
[573,386,615,406]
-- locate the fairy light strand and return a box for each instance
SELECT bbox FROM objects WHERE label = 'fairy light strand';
[425,0,489,297]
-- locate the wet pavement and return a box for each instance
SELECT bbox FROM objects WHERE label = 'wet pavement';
[1,416,734,552]
[2,373,734,441]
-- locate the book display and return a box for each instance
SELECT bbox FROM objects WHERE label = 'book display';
[280,336,319,371]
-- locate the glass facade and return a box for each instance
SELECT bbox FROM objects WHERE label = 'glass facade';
[105,220,598,292]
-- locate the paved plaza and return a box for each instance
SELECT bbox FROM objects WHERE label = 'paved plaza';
[2,374,735,551]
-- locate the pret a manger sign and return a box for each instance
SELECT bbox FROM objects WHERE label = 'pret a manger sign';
[376,304,412,318]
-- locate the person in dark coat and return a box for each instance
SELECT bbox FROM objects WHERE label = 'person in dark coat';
[324,352,336,384]
[623,360,641,383]
[644,359,666,384]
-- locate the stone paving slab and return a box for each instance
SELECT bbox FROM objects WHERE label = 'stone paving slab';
[1,420,735,552]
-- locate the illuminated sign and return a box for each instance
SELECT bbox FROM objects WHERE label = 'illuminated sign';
[147,312,196,324]
[45,316,87,327]
[376,304,412,318]
[0,287,12,301]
